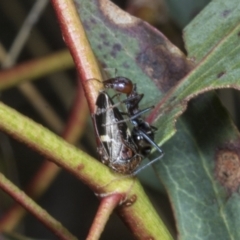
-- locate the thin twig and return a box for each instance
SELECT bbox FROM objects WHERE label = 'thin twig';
[0,172,77,240]
[86,194,122,240]
[2,0,49,68]
[19,83,64,133]
[1,0,64,133]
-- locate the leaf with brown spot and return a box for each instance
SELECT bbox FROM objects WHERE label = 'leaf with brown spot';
[215,144,240,194]
[76,0,240,146]
[150,1,240,143]
[75,1,240,239]
[154,93,240,240]
[75,0,191,120]
[152,1,240,240]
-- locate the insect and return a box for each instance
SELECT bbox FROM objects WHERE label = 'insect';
[102,76,164,174]
[93,91,143,174]
[103,76,142,115]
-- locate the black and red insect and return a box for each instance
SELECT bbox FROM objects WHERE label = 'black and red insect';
[93,91,142,174]
[103,76,164,171]
[93,76,163,175]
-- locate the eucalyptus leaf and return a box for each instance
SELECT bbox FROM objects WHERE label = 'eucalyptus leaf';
[154,0,240,239]
[75,1,240,239]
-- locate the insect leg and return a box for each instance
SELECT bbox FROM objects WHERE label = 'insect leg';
[131,129,164,176]
[103,106,154,126]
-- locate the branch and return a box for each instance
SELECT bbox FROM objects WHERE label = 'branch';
[0,172,77,240]
[0,84,88,231]
[86,194,122,240]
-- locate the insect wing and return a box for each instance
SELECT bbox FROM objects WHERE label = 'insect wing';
[95,92,126,160]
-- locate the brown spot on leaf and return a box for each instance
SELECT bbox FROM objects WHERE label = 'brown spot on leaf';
[113,43,122,52]
[100,33,107,39]
[215,142,240,194]
[110,44,122,58]
[89,0,192,92]
[103,41,110,46]
[90,18,97,24]
[122,62,130,69]
[217,71,226,78]
[222,9,232,17]
[136,44,191,92]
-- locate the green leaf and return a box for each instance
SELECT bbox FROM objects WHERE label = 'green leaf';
[152,2,240,143]
[153,0,240,239]
[75,0,240,145]
[156,93,240,240]
[75,0,192,143]
[184,0,240,61]
[75,0,240,239]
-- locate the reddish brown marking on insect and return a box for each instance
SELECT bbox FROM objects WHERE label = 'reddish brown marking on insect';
[104,77,134,95]
[215,141,240,194]
[76,164,84,171]
[123,194,137,207]
[217,71,226,78]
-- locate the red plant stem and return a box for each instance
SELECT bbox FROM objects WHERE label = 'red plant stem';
[51,0,103,114]
[0,172,77,240]
[86,194,123,240]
